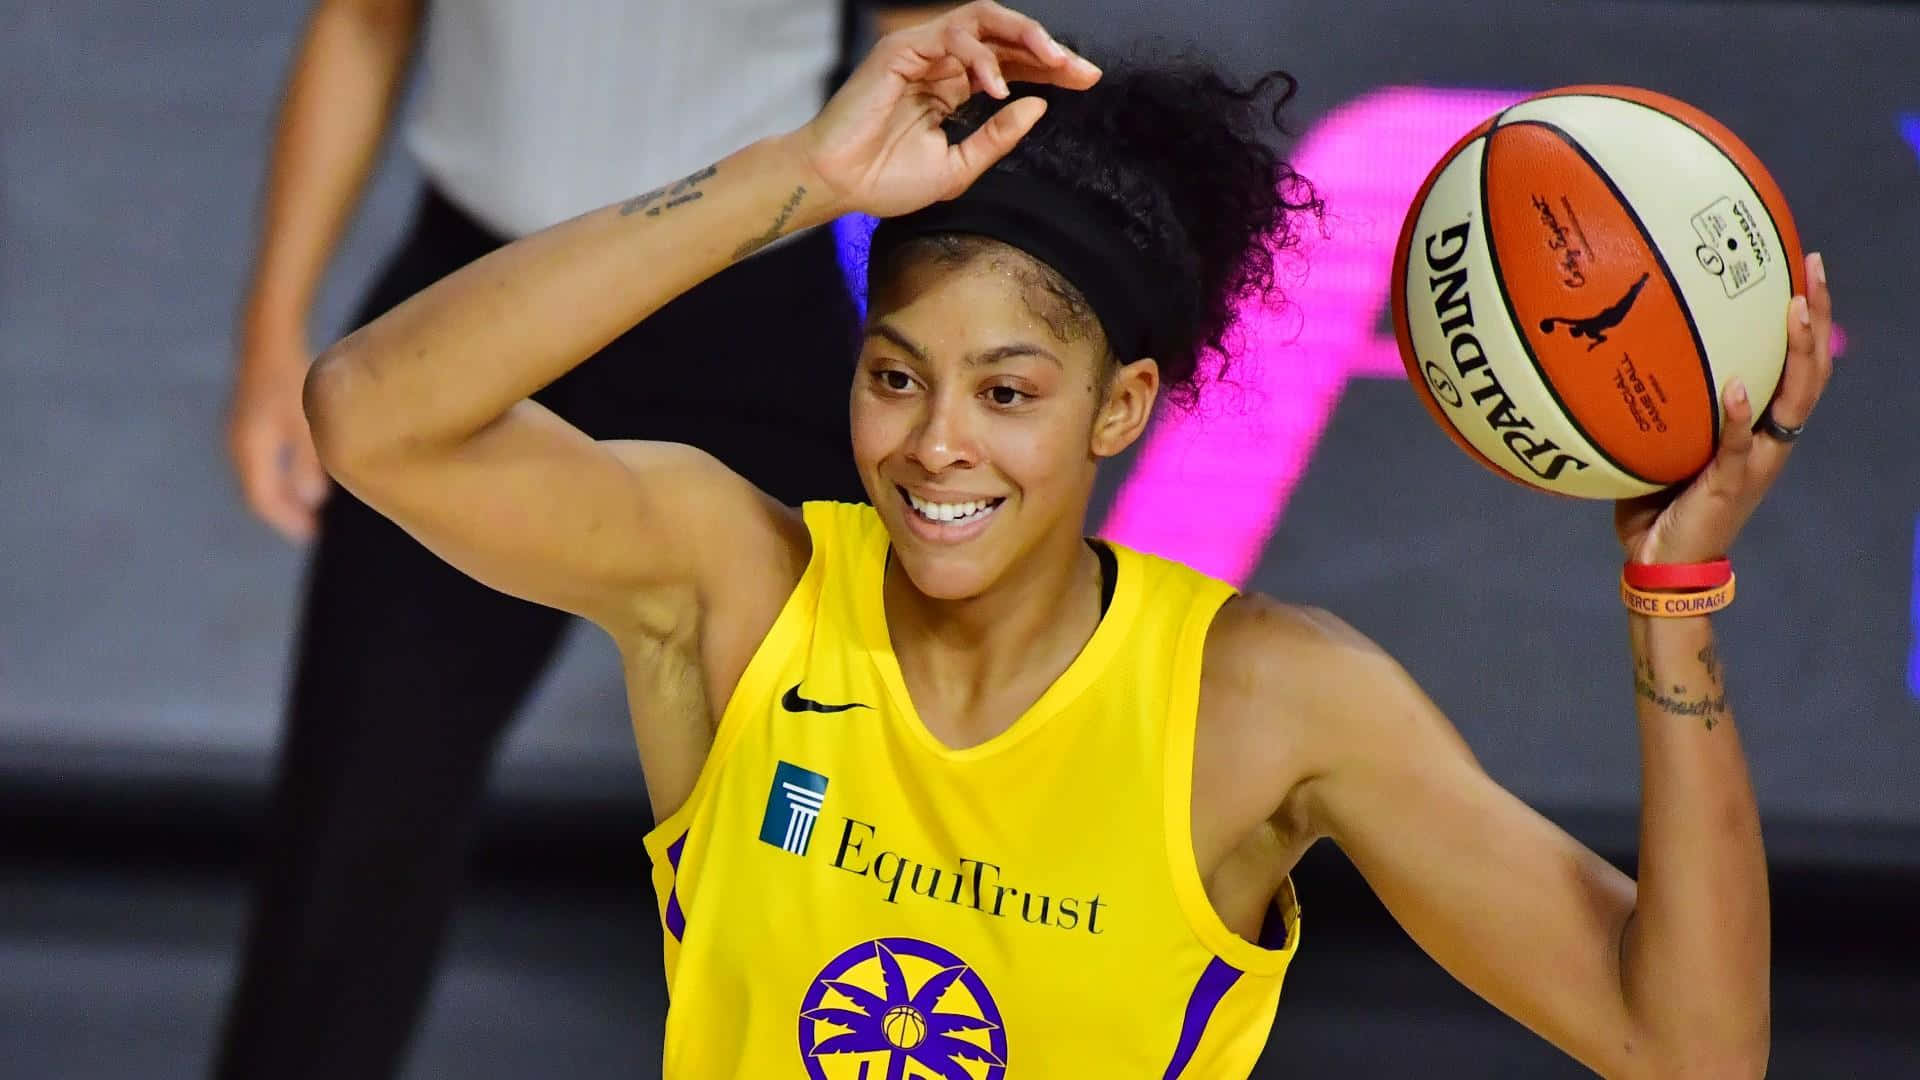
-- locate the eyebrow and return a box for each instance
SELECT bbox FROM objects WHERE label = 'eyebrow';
[867,321,1062,370]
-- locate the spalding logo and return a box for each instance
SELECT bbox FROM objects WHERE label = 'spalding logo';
[1423,360,1463,408]
[1422,220,1593,483]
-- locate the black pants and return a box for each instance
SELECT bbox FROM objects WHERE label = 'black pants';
[212,188,864,1079]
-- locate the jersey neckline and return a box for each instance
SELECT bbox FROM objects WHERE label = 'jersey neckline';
[853,525,1143,763]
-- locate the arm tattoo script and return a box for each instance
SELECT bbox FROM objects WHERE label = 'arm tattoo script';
[1633,653,1729,730]
[620,165,719,217]
[731,185,807,261]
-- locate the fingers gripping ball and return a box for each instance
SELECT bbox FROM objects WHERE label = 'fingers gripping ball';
[1391,86,1805,499]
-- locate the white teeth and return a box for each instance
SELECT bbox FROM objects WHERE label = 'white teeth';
[906,492,998,524]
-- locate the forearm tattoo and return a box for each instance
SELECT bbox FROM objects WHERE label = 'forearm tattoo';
[1632,646,1730,730]
[731,185,807,262]
[620,164,719,217]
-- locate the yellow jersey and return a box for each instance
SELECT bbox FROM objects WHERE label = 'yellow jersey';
[642,501,1300,1078]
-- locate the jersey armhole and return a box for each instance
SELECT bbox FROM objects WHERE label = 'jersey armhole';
[640,501,836,866]
[1162,586,1303,977]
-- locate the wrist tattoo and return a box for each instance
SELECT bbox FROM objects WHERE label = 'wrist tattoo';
[1633,654,1729,730]
[732,185,807,261]
[620,165,719,218]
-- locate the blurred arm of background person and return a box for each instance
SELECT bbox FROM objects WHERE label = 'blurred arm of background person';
[228,0,426,544]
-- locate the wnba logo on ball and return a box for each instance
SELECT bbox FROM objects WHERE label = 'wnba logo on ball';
[798,937,1007,1079]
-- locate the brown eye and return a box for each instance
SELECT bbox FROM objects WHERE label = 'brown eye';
[987,386,1028,406]
[874,369,913,392]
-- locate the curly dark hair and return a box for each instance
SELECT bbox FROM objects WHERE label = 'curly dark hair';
[868,45,1322,407]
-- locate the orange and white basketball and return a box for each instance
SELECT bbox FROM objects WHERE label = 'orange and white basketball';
[1391,85,1805,499]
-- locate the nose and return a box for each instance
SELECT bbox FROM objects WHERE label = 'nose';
[905,389,979,474]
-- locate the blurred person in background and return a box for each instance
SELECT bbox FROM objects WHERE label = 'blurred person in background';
[218,1,950,1076]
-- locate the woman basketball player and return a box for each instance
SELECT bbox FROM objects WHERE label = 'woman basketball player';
[302,3,1833,1075]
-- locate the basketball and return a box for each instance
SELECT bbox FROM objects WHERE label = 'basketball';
[1390,85,1805,499]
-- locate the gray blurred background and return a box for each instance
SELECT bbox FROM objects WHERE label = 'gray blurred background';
[4,0,1917,1077]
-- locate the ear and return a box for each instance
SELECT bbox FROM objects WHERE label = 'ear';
[1090,357,1160,458]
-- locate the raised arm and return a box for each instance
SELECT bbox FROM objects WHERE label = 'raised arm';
[302,135,838,632]
[1234,256,1832,1078]
[302,1,1099,638]
[1600,255,1831,1072]
[229,0,425,542]
[1276,610,1750,1078]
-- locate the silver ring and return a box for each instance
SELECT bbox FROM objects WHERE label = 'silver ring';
[1757,408,1805,443]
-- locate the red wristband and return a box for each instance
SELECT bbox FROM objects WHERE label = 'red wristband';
[1621,572,1736,617]
[1621,557,1732,591]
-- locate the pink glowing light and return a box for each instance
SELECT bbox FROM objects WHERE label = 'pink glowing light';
[1096,87,1527,583]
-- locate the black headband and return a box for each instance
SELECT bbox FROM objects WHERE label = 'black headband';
[867,168,1160,362]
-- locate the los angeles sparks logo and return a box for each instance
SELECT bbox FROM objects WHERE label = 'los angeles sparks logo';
[799,937,1007,1079]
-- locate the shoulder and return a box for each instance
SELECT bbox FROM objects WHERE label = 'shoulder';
[1196,594,1469,825]
[1199,593,1401,713]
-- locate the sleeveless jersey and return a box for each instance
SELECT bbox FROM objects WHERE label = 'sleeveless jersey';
[642,502,1301,1078]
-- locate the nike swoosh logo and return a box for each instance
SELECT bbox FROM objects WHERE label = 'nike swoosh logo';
[781,684,870,714]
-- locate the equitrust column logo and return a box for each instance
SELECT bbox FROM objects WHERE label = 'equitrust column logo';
[760,761,829,857]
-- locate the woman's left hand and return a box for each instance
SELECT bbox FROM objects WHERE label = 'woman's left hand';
[796,1,1098,219]
[1614,251,1834,565]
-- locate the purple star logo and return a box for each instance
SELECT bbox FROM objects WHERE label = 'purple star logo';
[798,937,1007,1080]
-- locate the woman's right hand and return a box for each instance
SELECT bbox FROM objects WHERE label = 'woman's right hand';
[797,1,1100,219]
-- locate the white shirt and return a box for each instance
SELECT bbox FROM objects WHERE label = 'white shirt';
[407,0,843,238]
